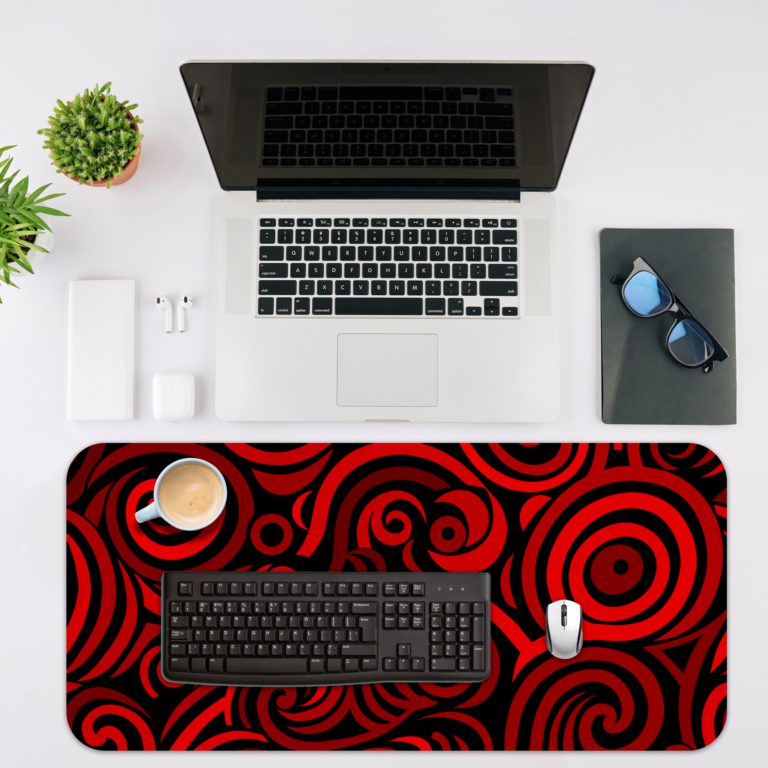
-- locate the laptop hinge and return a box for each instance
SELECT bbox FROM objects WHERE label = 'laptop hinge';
[256,178,521,201]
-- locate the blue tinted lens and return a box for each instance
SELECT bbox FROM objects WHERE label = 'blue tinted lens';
[667,319,714,367]
[623,270,672,316]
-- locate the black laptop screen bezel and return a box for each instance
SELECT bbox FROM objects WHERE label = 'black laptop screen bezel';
[179,61,594,194]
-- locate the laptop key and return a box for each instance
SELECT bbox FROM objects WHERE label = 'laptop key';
[276,298,292,315]
[492,230,517,245]
[480,281,517,297]
[425,298,446,316]
[258,298,274,315]
[259,246,284,261]
[502,247,518,262]
[260,264,288,278]
[295,298,310,315]
[448,298,464,316]
[312,298,333,315]
[259,281,296,295]
[489,264,517,279]
[484,299,500,316]
[407,281,423,295]
[335,298,423,315]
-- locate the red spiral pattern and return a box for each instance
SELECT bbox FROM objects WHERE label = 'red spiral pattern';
[66,442,726,751]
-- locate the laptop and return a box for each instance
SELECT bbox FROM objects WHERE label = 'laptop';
[180,62,593,421]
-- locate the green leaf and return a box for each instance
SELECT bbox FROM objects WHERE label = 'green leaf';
[14,252,34,273]
[23,183,51,205]
[33,206,68,217]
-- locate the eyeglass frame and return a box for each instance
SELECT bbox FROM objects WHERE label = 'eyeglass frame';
[611,256,729,374]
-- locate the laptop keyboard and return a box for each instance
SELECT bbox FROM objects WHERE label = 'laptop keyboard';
[263,86,516,167]
[257,217,519,317]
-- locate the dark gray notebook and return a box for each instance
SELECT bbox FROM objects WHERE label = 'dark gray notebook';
[600,228,736,424]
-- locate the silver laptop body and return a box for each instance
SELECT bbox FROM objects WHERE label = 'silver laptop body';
[181,61,594,422]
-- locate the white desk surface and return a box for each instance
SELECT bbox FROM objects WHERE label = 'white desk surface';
[1,0,765,763]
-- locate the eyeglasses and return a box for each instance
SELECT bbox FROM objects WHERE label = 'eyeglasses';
[612,257,728,374]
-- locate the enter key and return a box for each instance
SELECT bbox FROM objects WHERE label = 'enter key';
[358,616,377,643]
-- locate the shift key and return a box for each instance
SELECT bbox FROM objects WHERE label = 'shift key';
[480,281,517,296]
[259,280,297,295]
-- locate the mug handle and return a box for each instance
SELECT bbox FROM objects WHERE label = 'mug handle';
[135,503,160,524]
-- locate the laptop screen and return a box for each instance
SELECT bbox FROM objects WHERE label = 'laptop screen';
[180,62,593,194]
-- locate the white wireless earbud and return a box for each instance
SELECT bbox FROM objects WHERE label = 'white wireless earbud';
[156,296,173,333]
[177,295,193,332]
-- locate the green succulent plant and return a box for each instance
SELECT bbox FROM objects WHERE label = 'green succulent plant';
[38,82,143,188]
[0,146,67,303]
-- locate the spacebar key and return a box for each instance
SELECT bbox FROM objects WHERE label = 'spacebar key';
[225,658,307,675]
[335,298,423,315]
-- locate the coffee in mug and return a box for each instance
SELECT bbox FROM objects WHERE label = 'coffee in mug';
[135,458,227,531]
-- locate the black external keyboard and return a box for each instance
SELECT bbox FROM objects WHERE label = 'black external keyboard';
[162,571,491,686]
[257,217,519,318]
[262,85,516,168]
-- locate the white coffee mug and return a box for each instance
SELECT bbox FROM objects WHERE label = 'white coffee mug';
[135,458,228,531]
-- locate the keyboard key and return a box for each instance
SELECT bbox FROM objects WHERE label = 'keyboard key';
[260,264,288,278]
[258,298,274,316]
[492,230,517,245]
[480,281,517,297]
[226,658,307,674]
[489,264,517,279]
[502,247,518,262]
[259,281,297,296]
[484,298,500,316]
[448,298,464,316]
[259,246,284,261]
[426,298,446,316]
[335,298,423,315]
[276,298,292,315]
[312,298,333,315]
[502,306,519,316]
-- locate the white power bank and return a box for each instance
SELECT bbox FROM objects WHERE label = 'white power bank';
[67,279,135,420]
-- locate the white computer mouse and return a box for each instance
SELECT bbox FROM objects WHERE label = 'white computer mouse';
[546,599,583,659]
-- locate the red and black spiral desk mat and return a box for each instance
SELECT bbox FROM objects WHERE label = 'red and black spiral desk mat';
[66,442,727,751]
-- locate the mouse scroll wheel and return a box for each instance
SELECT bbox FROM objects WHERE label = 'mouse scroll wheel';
[561,604,568,628]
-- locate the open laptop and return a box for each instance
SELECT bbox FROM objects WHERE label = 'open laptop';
[180,62,593,421]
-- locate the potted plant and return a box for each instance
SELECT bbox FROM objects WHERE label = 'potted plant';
[0,146,67,303]
[38,82,143,188]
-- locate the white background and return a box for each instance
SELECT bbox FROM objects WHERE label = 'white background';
[0,0,765,764]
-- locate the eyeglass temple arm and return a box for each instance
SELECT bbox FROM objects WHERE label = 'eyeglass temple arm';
[610,273,628,285]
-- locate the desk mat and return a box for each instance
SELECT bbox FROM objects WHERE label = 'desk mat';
[66,443,727,751]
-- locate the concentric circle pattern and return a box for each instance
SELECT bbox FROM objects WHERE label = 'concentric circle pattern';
[66,443,726,751]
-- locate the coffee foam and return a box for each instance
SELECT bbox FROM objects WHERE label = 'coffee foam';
[157,462,224,527]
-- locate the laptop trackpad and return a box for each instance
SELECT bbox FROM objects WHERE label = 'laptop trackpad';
[337,334,438,407]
